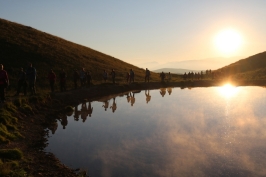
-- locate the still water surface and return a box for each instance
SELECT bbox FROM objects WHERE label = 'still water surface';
[46,86,266,177]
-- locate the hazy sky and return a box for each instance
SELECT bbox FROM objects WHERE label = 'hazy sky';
[0,1,265,68]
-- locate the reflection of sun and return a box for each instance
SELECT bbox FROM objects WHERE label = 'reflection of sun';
[217,83,240,98]
[214,28,243,57]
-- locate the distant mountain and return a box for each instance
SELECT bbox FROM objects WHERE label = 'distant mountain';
[150,57,241,70]
[153,68,200,74]
[215,51,266,80]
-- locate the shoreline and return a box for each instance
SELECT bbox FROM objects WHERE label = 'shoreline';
[1,79,266,176]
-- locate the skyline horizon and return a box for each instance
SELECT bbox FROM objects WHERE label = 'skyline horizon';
[0,1,265,69]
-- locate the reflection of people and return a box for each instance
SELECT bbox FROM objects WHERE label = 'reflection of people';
[126,93,131,103]
[160,88,166,97]
[130,93,135,106]
[88,102,93,117]
[60,115,68,129]
[167,87,172,95]
[48,122,58,134]
[102,100,109,111]
[110,98,117,113]
[80,102,88,122]
[145,90,151,104]
[74,105,80,121]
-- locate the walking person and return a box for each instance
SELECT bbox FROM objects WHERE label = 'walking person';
[26,63,36,95]
[80,68,86,87]
[15,67,27,96]
[0,64,9,103]
[111,69,116,84]
[160,72,165,82]
[126,72,130,83]
[59,69,67,92]
[73,69,79,89]
[103,70,108,82]
[86,71,92,87]
[130,69,134,83]
[48,69,56,92]
[145,68,150,82]
[167,72,171,82]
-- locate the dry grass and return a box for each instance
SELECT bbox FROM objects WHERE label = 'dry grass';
[0,18,161,92]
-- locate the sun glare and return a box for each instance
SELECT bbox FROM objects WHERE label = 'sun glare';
[217,83,240,98]
[214,28,243,56]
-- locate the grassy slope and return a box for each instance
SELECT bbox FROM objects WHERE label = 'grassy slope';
[0,18,160,89]
[215,51,266,79]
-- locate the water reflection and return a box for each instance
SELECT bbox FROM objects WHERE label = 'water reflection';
[145,90,151,104]
[46,87,266,177]
[110,98,117,113]
[160,88,166,97]
[88,102,93,117]
[217,83,240,98]
[167,87,172,95]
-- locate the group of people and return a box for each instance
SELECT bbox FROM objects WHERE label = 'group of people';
[0,63,36,102]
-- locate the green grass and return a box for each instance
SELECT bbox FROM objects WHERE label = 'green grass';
[0,149,23,160]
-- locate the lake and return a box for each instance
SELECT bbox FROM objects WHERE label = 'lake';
[45,85,266,177]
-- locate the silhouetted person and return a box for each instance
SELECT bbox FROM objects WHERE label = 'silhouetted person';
[160,72,165,82]
[73,70,79,89]
[130,69,134,83]
[59,69,67,92]
[26,63,36,95]
[15,67,27,96]
[88,101,93,117]
[167,87,172,95]
[80,68,86,87]
[0,64,9,102]
[48,69,56,92]
[86,71,92,87]
[103,70,108,82]
[130,93,135,106]
[102,100,109,111]
[110,98,117,113]
[167,72,171,82]
[126,72,130,83]
[145,90,151,104]
[111,69,116,84]
[183,72,187,80]
[160,88,166,97]
[145,68,150,82]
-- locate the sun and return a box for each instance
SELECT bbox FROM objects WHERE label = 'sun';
[214,28,243,56]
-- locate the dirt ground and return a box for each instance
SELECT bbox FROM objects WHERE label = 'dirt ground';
[1,80,266,177]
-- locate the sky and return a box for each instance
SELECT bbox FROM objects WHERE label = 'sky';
[0,0,266,69]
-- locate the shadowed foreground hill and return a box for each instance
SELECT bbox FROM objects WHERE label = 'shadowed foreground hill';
[0,18,159,87]
[216,51,266,80]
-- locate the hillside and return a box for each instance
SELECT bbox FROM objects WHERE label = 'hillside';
[215,52,266,80]
[0,18,160,88]
[153,68,200,74]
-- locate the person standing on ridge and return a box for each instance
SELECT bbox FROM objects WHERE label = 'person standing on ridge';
[130,69,135,83]
[111,69,116,84]
[48,69,56,92]
[86,71,92,87]
[26,63,36,95]
[145,68,150,82]
[103,70,108,82]
[80,68,86,87]
[15,67,27,96]
[0,64,9,103]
